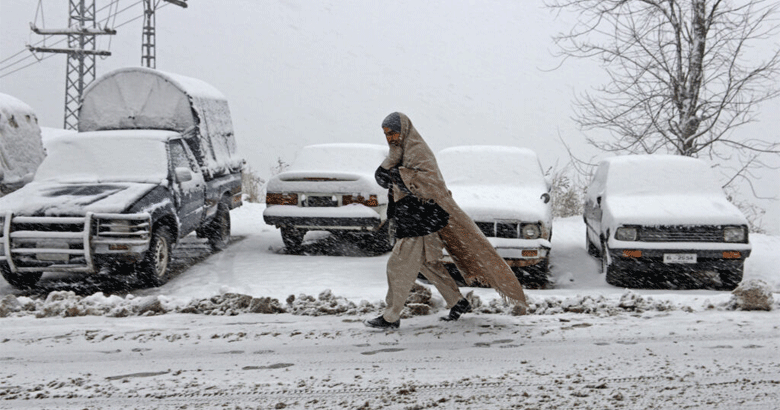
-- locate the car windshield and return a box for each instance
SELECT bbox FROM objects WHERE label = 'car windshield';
[35,136,169,183]
[289,144,388,173]
[605,156,722,196]
[438,146,547,187]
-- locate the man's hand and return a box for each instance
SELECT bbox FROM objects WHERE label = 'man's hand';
[375,166,393,189]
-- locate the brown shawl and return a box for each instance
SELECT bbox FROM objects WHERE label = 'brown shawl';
[380,113,527,309]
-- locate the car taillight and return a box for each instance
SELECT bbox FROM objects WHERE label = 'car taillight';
[343,195,379,207]
[266,193,298,205]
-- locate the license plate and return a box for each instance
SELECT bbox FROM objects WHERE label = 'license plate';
[663,253,697,264]
[36,240,70,262]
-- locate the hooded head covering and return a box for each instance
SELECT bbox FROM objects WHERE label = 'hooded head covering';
[380,112,449,203]
[381,112,402,134]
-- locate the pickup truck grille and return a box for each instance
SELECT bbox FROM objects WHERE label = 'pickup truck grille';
[0,212,151,273]
[639,226,723,242]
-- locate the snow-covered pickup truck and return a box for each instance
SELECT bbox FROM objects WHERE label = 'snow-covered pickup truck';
[0,68,243,289]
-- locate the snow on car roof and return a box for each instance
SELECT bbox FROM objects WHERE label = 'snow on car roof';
[600,155,723,196]
[33,130,172,184]
[438,146,551,222]
[438,145,547,187]
[289,143,389,173]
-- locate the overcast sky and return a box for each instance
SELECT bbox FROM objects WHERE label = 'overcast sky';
[1,0,779,231]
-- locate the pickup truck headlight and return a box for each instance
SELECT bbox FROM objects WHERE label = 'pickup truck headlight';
[96,217,151,239]
[521,223,541,239]
[724,226,746,243]
[615,226,638,241]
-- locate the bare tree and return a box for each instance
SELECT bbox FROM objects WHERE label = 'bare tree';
[548,0,780,190]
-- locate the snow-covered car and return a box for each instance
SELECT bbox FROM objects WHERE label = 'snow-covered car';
[263,143,394,254]
[438,146,553,285]
[584,155,751,290]
[0,93,46,195]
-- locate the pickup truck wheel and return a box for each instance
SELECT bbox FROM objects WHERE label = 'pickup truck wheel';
[139,226,173,287]
[204,203,231,251]
[281,227,305,255]
[0,262,42,289]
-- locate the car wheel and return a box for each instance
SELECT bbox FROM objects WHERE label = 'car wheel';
[0,262,42,289]
[365,219,396,254]
[586,233,600,257]
[602,241,625,287]
[203,202,231,252]
[514,259,551,289]
[718,262,744,291]
[138,225,173,287]
[281,227,305,255]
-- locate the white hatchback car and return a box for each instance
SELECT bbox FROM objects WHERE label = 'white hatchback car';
[583,155,751,290]
[263,143,393,254]
[438,146,553,286]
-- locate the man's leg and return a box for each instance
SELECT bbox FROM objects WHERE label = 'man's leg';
[382,237,424,323]
[419,260,463,309]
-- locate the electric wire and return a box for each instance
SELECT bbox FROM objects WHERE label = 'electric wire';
[0,0,158,78]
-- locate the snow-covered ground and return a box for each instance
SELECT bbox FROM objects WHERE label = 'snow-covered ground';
[1,203,778,409]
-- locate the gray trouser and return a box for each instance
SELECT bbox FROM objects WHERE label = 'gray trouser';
[382,232,463,322]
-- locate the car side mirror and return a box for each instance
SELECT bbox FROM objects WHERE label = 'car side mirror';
[596,196,602,206]
[540,193,551,204]
[175,167,193,182]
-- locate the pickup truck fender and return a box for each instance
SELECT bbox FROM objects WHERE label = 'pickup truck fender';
[128,186,181,240]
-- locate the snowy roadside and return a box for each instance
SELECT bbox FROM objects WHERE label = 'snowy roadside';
[1,204,777,321]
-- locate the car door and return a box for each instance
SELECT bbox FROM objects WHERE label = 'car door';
[583,163,607,245]
[169,139,206,236]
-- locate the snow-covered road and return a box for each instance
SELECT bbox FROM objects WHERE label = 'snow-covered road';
[3,309,778,409]
[1,203,778,409]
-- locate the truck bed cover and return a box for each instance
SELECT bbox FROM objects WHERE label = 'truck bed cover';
[78,67,242,178]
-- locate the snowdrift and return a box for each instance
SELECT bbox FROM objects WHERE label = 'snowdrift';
[77,67,242,178]
[0,93,46,193]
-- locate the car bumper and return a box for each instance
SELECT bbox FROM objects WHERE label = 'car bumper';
[606,247,751,274]
[442,237,551,267]
[263,204,384,231]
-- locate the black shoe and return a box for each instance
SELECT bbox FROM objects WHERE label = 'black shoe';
[440,298,472,321]
[364,316,400,329]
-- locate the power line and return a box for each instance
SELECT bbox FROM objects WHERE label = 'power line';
[0,0,147,76]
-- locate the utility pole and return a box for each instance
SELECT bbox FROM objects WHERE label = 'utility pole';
[29,0,115,130]
[142,0,188,69]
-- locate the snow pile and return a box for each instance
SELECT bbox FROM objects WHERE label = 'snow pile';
[472,290,689,316]
[6,286,773,320]
[729,279,774,311]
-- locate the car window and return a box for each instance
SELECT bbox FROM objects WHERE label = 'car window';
[586,162,608,200]
[169,140,198,173]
